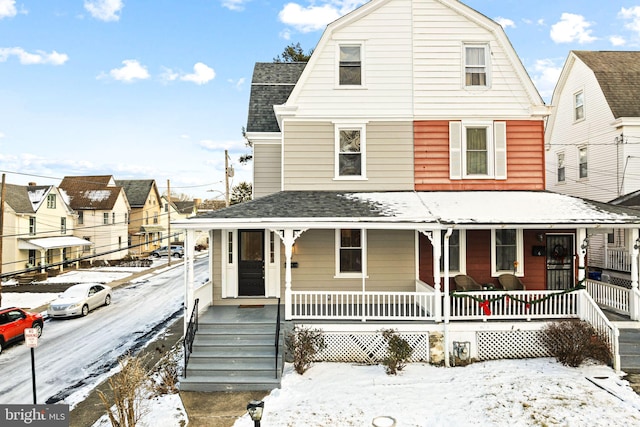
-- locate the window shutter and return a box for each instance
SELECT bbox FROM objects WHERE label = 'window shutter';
[494,121,507,180]
[449,121,462,180]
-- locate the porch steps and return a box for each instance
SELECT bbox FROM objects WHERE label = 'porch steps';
[180,306,285,392]
[619,329,640,373]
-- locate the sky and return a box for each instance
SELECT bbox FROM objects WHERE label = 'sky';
[1,0,640,201]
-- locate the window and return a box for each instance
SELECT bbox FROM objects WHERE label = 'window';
[339,45,361,86]
[145,212,149,225]
[46,249,53,265]
[336,229,366,276]
[83,236,91,253]
[47,194,56,209]
[28,250,36,266]
[574,91,584,121]
[61,217,66,234]
[335,124,366,178]
[29,217,36,236]
[228,232,233,264]
[153,213,158,224]
[125,213,129,224]
[112,212,116,224]
[440,230,466,274]
[450,121,506,180]
[579,146,588,178]
[464,44,488,87]
[118,236,122,249]
[557,152,565,183]
[103,213,109,225]
[78,211,84,225]
[491,229,523,276]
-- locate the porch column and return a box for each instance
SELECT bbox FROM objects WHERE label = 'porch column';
[443,228,453,368]
[58,248,64,271]
[282,228,295,321]
[422,229,442,322]
[630,228,639,320]
[39,249,46,273]
[577,228,587,284]
[184,229,196,334]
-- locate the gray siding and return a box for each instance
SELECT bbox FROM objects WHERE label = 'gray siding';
[253,143,282,198]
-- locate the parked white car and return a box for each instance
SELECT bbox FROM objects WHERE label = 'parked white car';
[48,283,112,318]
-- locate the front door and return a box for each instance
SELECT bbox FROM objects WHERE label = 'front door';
[238,230,265,296]
[546,234,574,290]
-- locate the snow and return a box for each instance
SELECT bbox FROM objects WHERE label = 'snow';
[83,189,113,202]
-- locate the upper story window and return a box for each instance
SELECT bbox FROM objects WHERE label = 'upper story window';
[579,146,588,178]
[557,152,565,183]
[574,90,585,121]
[78,211,84,225]
[338,45,362,86]
[125,212,129,224]
[335,124,366,179]
[47,194,56,209]
[103,212,109,225]
[61,217,67,234]
[29,217,36,236]
[464,44,489,87]
[491,229,523,276]
[449,121,506,180]
[336,229,366,277]
[153,212,159,224]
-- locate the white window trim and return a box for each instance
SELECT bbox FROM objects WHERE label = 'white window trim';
[334,123,367,180]
[578,144,588,179]
[557,151,566,183]
[335,42,366,89]
[462,43,490,89]
[574,89,585,123]
[462,121,494,179]
[491,229,524,277]
[440,229,467,276]
[335,229,367,278]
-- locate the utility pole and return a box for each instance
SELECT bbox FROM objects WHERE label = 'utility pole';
[224,149,230,207]
[0,173,5,306]
[167,179,171,267]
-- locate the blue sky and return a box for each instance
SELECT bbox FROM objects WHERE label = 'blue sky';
[1,0,639,200]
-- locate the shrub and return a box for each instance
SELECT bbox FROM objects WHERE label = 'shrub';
[380,329,413,375]
[286,326,326,375]
[541,320,612,367]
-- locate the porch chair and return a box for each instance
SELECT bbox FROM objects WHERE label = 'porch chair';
[498,274,526,291]
[454,274,483,291]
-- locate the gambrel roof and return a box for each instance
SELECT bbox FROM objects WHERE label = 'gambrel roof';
[573,51,640,119]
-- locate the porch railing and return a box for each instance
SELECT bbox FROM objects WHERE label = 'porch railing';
[605,247,632,272]
[585,278,629,316]
[183,298,199,377]
[450,290,579,321]
[290,291,436,321]
[579,291,620,372]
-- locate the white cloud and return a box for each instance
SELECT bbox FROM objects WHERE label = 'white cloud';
[495,17,515,29]
[620,6,640,33]
[104,59,149,82]
[278,2,344,33]
[84,0,123,22]
[537,19,545,26]
[228,77,245,90]
[0,0,16,19]
[180,62,215,85]
[160,67,179,83]
[0,131,5,138]
[550,13,597,44]
[529,58,563,102]
[610,35,626,46]
[0,47,68,65]
[221,0,249,12]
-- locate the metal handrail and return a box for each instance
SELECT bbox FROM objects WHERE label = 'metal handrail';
[183,298,199,378]
[275,297,281,379]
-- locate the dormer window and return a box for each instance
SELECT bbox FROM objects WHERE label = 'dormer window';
[464,44,489,87]
[339,45,362,86]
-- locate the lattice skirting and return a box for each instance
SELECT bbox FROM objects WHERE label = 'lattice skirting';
[477,330,552,360]
[315,332,430,363]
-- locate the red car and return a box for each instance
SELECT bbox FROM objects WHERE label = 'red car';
[0,307,44,354]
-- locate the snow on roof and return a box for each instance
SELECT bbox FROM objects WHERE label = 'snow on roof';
[27,187,48,211]
[20,236,93,250]
[83,189,113,202]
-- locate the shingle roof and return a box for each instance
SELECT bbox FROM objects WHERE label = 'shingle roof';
[3,184,50,213]
[59,175,123,210]
[573,51,640,118]
[610,189,640,209]
[246,62,306,133]
[115,179,157,207]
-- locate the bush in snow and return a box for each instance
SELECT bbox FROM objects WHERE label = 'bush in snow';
[380,329,413,375]
[286,325,326,374]
[542,320,611,367]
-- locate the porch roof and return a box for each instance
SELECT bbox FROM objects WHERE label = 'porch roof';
[18,236,93,250]
[174,191,640,229]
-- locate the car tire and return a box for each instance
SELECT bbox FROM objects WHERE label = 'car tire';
[81,305,89,316]
[0,339,3,354]
[32,323,43,338]
[173,253,182,258]
[153,253,161,258]
[105,294,111,306]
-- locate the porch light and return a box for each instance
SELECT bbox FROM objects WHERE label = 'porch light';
[247,400,264,427]
[580,238,589,250]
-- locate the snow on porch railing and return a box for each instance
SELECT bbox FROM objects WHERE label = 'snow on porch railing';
[290,291,436,321]
[585,278,629,316]
[450,290,579,321]
[579,290,620,372]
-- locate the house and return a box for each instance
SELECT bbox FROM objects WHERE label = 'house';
[174,0,640,390]
[1,183,91,276]
[58,175,131,262]
[545,51,640,286]
[115,179,163,256]
[159,196,198,247]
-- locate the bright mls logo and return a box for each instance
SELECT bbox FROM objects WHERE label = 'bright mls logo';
[0,405,68,427]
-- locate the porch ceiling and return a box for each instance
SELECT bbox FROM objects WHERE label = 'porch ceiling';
[174,190,640,230]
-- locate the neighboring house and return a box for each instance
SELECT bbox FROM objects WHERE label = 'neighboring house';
[545,51,640,285]
[115,179,163,256]
[175,0,640,381]
[159,196,196,246]
[58,175,131,262]
[1,183,91,276]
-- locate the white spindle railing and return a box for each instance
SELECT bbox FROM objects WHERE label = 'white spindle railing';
[605,248,631,272]
[450,290,579,320]
[579,290,620,372]
[585,279,629,315]
[290,291,436,321]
